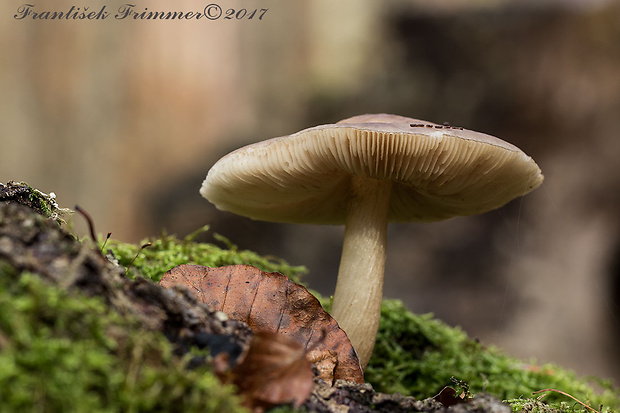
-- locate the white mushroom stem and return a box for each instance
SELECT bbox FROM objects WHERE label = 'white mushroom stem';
[331,175,392,369]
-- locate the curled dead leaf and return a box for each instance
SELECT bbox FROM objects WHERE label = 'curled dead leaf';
[159,264,363,383]
[232,331,314,412]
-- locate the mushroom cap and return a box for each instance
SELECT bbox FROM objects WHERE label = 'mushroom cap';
[201,114,543,224]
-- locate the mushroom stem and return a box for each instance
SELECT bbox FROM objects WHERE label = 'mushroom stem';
[331,176,392,369]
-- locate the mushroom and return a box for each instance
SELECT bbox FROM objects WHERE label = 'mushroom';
[200,114,543,368]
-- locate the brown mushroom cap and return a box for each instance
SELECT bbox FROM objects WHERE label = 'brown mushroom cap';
[201,114,543,224]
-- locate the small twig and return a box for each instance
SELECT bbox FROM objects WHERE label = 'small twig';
[533,389,601,413]
[125,242,152,276]
[74,205,97,244]
[101,232,112,252]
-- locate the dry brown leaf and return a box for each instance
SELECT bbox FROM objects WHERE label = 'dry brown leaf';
[232,331,314,412]
[433,386,471,407]
[159,264,364,383]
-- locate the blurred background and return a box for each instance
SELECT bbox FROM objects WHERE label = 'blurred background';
[2,0,620,384]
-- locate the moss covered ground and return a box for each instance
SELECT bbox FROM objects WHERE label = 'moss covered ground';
[0,268,245,413]
[367,301,619,412]
[109,230,620,413]
[1,216,618,412]
[109,226,307,284]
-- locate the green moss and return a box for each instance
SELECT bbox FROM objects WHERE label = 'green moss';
[366,300,620,412]
[0,269,246,413]
[7,182,617,411]
[107,230,619,412]
[107,226,307,283]
[508,398,589,413]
